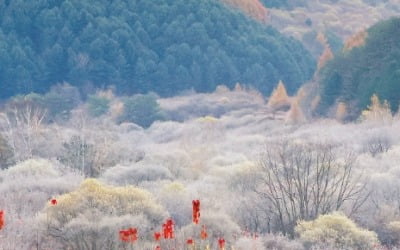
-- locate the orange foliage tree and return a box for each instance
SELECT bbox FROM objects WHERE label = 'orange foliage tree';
[317,46,334,70]
[267,80,291,111]
[222,0,269,22]
[343,30,368,52]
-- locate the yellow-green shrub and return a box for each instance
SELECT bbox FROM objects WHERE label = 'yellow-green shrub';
[43,179,166,249]
[295,212,379,250]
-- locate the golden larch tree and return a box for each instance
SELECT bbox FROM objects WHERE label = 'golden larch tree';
[361,94,392,123]
[285,99,306,124]
[267,80,291,111]
[343,30,368,52]
[335,102,347,122]
[222,0,269,22]
[317,46,334,70]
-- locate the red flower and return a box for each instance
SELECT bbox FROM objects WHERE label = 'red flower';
[200,225,208,240]
[162,219,175,239]
[119,227,138,243]
[0,210,4,230]
[119,230,130,242]
[155,246,161,250]
[186,238,194,245]
[192,200,200,224]
[218,238,225,249]
[154,232,161,241]
[50,199,57,205]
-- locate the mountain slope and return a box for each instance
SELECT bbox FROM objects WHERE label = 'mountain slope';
[0,0,315,99]
[318,17,400,116]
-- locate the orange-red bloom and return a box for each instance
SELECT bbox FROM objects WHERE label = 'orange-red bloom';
[0,210,4,230]
[50,199,57,205]
[162,218,175,239]
[119,227,138,243]
[200,225,208,240]
[192,200,200,224]
[154,232,161,241]
[186,238,194,245]
[218,238,225,249]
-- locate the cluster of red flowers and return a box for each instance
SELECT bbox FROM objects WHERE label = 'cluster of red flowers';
[115,199,229,249]
[162,218,175,239]
[119,227,138,243]
[0,210,4,230]
[192,199,200,224]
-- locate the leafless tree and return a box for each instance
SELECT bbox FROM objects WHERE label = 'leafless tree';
[0,104,46,162]
[255,141,368,236]
[364,134,391,157]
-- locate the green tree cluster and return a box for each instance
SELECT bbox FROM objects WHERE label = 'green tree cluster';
[318,18,400,116]
[0,0,315,99]
[118,93,165,128]
[261,0,307,9]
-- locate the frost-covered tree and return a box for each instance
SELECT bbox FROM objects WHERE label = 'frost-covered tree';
[0,158,81,250]
[42,179,167,250]
[296,212,379,249]
[256,141,367,235]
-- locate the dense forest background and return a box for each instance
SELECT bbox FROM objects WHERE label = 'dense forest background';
[318,18,400,116]
[0,0,315,99]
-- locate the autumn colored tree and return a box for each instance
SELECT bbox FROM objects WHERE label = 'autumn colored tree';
[42,179,166,249]
[267,81,291,111]
[222,0,269,22]
[296,212,379,249]
[317,46,334,70]
[285,99,306,124]
[360,94,392,123]
[335,102,348,122]
[343,30,368,52]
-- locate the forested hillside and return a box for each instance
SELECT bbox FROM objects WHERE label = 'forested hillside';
[318,17,400,115]
[0,0,315,99]
[255,0,399,59]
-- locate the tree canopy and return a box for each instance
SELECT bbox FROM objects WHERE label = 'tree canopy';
[318,17,400,116]
[0,0,315,99]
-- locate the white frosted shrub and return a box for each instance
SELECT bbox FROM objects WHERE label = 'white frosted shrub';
[234,236,266,250]
[0,158,81,249]
[263,233,304,250]
[101,162,172,186]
